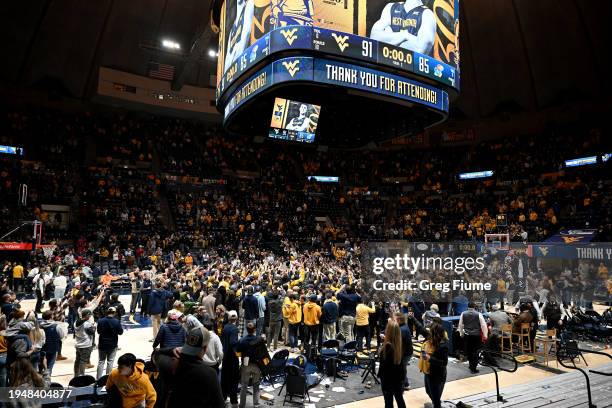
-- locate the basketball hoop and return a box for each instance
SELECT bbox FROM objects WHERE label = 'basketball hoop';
[39,244,57,259]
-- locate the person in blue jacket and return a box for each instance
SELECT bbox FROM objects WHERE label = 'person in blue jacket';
[152,311,186,349]
[241,286,259,334]
[148,283,173,341]
[96,306,124,379]
[321,291,339,342]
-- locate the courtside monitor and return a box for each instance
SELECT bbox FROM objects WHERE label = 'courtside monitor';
[269,98,320,143]
[212,0,459,147]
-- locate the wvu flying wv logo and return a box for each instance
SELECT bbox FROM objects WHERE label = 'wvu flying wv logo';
[280,28,299,45]
[282,60,300,77]
[331,33,349,52]
[538,246,549,256]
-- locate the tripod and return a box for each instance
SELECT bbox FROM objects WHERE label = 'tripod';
[361,345,380,384]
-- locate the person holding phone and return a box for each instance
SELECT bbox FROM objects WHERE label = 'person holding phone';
[419,322,449,408]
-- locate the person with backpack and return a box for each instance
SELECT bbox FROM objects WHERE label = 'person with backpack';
[97,306,124,379]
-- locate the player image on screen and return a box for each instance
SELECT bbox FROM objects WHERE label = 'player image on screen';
[271,0,314,28]
[286,103,315,131]
[370,0,436,55]
[224,0,255,72]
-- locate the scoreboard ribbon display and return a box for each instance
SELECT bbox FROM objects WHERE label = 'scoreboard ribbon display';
[217,25,458,102]
[224,56,449,120]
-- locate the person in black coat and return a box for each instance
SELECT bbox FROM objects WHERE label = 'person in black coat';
[96,306,124,379]
[155,326,224,408]
[396,311,426,389]
[220,311,240,407]
[421,322,449,408]
[378,319,406,408]
[242,286,259,330]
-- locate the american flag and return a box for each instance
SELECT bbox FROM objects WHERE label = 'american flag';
[148,62,175,80]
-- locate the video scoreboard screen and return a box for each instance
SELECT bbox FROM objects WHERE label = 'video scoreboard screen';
[216,0,460,103]
[269,98,320,143]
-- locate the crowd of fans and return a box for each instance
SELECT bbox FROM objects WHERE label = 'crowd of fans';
[0,106,610,407]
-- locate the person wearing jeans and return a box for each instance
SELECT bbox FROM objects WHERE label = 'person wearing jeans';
[337,285,360,342]
[96,307,124,379]
[40,311,66,377]
[74,309,96,377]
[254,287,266,337]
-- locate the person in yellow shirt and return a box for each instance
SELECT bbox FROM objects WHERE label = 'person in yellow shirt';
[106,353,156,408]
[302,294,321,356]
[355,299,375,351]
[282,290,294,347]
[12,263,24,292]
[284,294,301,352]
[184,253,193,266]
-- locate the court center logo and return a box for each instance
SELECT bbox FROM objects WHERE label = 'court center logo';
[282,60,301,77]
[331,33,349,52]
[280,28,299,45]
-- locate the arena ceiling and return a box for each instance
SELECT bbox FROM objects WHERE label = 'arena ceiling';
[1,0,611,119]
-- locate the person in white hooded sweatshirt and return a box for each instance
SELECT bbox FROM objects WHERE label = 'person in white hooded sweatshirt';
[196,316,223,373]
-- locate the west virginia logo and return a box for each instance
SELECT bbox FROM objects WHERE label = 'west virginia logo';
[282,60,300,77]
[538,246,549,256]
[331,33,349,52]
[280,28,298,45]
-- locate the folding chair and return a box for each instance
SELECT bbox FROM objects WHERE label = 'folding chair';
[321,339,344,382]
[265,349,289,384]
[282,364,310,406]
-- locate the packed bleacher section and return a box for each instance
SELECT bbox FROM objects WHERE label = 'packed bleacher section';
[1,106,611,254]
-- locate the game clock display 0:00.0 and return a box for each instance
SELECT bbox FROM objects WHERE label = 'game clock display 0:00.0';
[378,43,413,71]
